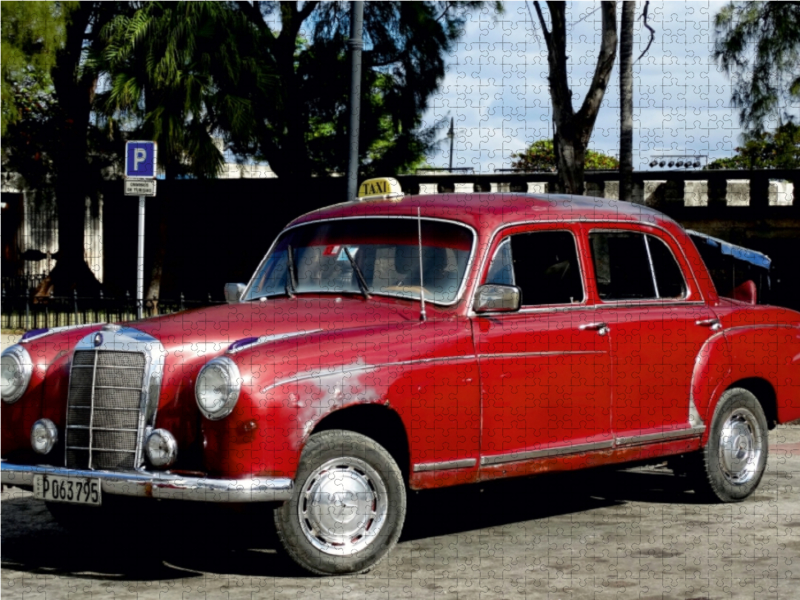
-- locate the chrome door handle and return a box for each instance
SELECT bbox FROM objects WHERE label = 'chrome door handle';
[580,322,609,336]
[696,318,722,331]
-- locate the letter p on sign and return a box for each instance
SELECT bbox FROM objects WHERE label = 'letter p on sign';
[125,141,157,178]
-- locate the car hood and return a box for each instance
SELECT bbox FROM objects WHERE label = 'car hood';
[132,295,423,355]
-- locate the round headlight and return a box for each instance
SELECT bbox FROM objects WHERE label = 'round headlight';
[195,357,241,420]
[2,345,33,404]
[31,419,58,454]
[145,428,178,468]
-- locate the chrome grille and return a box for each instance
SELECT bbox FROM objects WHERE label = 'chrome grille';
[65,350,146,470]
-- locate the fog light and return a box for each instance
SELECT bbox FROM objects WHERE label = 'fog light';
[31,419,58,455]
[145,428,178,468]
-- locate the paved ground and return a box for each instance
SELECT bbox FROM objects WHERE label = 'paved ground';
[3,331,800,599]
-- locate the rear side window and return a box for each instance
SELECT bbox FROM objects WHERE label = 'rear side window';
[486,230,584,305]
[648,236,686,298]
[589,231,686,300]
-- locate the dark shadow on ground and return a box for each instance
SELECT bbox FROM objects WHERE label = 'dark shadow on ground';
[1,465,703,581]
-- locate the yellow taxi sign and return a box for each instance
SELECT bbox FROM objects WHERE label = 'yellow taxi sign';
[357,177,404,202]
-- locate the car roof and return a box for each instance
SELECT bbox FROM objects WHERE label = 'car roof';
[289,193,682,238]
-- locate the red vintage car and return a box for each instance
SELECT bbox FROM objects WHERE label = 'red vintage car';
[3,178,800,575]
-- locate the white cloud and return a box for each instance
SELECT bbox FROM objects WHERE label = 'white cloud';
[422,0,790,172]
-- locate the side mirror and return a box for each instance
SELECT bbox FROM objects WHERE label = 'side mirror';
[224,283,246,304]
[473,284,521,313]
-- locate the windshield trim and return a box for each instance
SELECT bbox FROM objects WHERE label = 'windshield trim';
[242,215,478,307]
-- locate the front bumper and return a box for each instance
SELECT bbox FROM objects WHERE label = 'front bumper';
[1,462,293,503]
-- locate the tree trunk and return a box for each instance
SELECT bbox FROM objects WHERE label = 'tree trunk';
[620,1,635,201]
[264,1,316,179]
[554,125,587,195]
[47,3,102,294]
[534,1,618,196]
[145,193,169,314]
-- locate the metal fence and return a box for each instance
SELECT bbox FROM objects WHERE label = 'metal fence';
[1,289,225,331]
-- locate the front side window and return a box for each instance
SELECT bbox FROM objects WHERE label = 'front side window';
[485,230,584,306]
[244,218,473,304]
[589,231,687,300]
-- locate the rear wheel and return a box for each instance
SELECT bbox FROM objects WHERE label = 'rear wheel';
[274,429,406,575]
[683,388,768,502]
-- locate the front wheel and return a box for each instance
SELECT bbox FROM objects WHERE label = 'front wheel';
[685,387,769,502]
[274,430,406,575]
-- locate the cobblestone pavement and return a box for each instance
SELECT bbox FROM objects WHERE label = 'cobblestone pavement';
[2,333,800,599]
[2,426,798,600]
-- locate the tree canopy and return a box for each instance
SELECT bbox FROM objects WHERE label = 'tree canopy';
[511,140,619,172]
[714,2,800,131]
[2,1,497,293]
[1,1,72,136]
[225,1,497,178]
[98,1,272,179]
[706,123,800,170]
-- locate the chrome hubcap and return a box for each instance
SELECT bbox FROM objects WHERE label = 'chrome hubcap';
[298,457,388,555]
[718,407,763,485]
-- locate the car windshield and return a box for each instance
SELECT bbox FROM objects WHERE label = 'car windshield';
[244,218,473,304]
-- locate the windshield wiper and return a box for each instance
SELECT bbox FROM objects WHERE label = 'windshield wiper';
[343,247,371,299]
[285,244,298,298]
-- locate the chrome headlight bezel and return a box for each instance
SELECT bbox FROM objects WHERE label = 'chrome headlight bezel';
[195,356,241,420]
[2,345,33,404]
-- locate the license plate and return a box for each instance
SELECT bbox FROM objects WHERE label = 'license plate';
[33,474,102,506]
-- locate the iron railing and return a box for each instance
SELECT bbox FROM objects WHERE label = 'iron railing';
[1,289,225,331]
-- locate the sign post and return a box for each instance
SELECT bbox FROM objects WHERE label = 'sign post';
[124,141,157,320]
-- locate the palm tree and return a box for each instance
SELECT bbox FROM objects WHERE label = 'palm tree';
[98,2,274,304]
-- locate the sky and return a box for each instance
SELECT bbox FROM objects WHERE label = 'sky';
[421,0,790,173]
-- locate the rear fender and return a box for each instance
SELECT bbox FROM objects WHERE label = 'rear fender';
[693,325,800,431]
[723,325,800,425]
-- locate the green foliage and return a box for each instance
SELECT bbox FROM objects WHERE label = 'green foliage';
[97,2,272,178]
[1,1,73,135]
[510,140,620,172]
[714,2,800,130]
[227,1,498,178]
[706,123,800,170]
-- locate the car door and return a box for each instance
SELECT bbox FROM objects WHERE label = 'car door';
[584,225,718,445]
[474,225,614,473]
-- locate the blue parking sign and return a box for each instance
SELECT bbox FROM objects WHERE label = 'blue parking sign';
[125,141,157,178]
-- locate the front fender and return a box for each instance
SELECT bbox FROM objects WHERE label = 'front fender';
[202,359,393,479]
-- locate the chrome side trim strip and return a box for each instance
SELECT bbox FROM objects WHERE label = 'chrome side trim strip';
[19,323,107,344]
[227,329,323,355]
[479,351,604,359]
[615,426,705,447]
[480,440,614,467]
[413,458,477,473]
[261,355,474,394]
[1,462,293,503]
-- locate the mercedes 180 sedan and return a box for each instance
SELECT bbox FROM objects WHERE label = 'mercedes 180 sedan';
[3,178,799,575]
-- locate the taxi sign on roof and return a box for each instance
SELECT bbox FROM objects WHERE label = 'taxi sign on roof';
[357,177,404,202]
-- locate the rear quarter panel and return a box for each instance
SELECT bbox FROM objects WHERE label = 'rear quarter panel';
[703,305,800,426]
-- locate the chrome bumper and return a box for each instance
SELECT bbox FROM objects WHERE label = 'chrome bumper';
[1,462,293,503]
